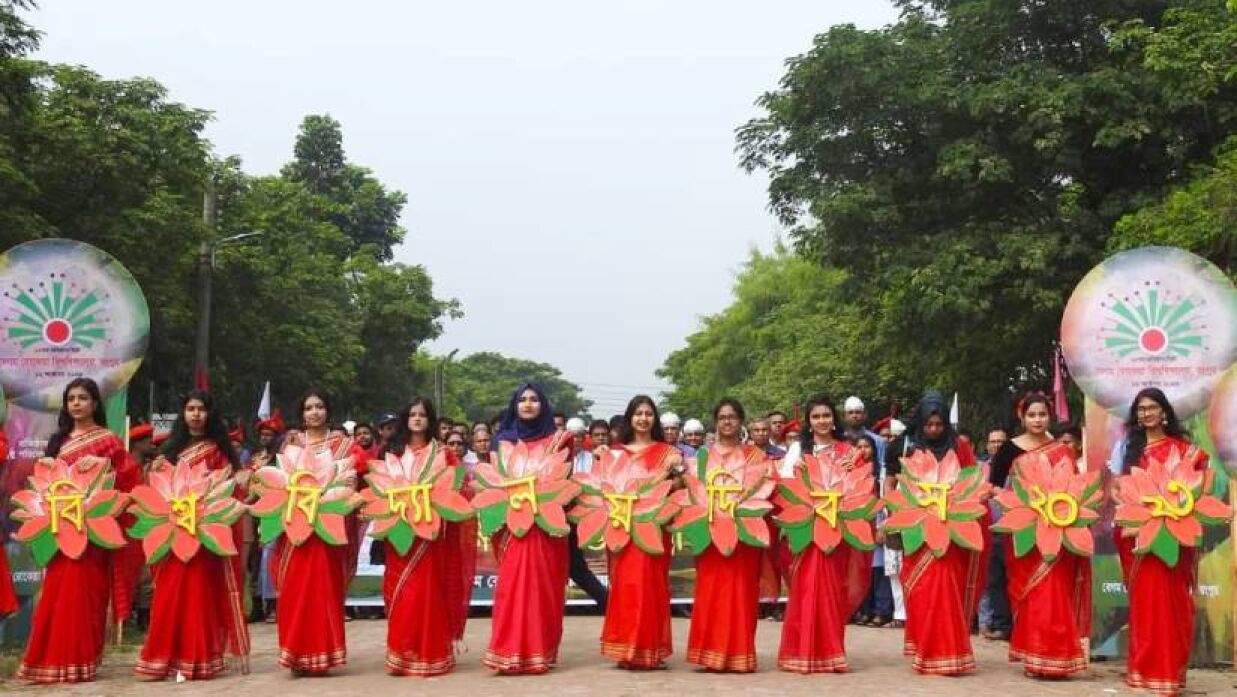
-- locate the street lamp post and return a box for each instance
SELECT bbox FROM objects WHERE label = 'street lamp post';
[193,187,263,387]
[435,349,460,413]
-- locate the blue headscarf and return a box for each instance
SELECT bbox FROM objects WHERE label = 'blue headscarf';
[494,382,557,444]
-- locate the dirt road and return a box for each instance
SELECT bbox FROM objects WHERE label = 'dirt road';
[4,616,1233,696]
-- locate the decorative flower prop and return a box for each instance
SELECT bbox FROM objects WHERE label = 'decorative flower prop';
[127,457,245,564]
[992,449,1102,560]
[10,456,128,566]
[882,449,989,557]
[772,452,882,554]
[472,440,581,538]
[669,448,774,556]
[568,448,678,554]
[359,443,474,555]
[1113,445,1232,567]
[249,443,360,546]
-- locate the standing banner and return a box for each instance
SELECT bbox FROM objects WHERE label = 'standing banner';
[1060,246,1236,665]
[0,239,149,645]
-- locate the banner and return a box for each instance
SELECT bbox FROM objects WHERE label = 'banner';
[1061,246,1236,665]
[346,529,708,606]
[0,239,149,645]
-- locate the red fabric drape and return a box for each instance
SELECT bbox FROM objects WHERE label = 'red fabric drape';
[778,545,870,673]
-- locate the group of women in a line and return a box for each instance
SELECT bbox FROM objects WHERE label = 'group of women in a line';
[2,379,1213,697]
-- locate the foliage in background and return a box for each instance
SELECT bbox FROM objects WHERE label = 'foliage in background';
[416,351,592,425]
[660,0,1237,431]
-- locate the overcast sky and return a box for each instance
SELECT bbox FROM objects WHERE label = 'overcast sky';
[33,1,898,417]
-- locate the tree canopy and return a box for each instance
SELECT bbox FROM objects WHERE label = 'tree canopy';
[420,351,593,425]
[670,0,1237,431]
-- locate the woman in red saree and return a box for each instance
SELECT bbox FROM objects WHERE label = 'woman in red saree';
[482,382,573,674]
[601,395,682,669]
[1111,387,1206,695]
[134,390,250,680]
[271,389,366,675]
[884,390,985,676]
[372,396,474,676]
[686,397,771,673]
[18,377,128,683]
[990,394,1091,678]
[777,394,872,673]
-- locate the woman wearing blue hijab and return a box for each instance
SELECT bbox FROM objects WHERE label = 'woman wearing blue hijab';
[482,383,574,674]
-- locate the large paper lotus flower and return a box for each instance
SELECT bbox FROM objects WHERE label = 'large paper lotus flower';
[249,443,360,546]
[127,457,245,564]
[472,440,581,538]
[569,448,678,554]
[669,448,774,556]
[359,444,473,555]
[1113,445,1232,567]
[992,448,1102,560]
[883,449,989,557]
[773,451,881,554]
[10,456,128,566]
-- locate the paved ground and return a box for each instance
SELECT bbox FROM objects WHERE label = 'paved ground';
[3,616,1234,696]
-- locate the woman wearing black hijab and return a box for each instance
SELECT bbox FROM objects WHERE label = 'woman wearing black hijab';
[481,383,575,674]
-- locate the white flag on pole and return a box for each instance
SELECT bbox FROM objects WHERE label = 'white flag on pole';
[257,381,271,420]
[949,392,960,427]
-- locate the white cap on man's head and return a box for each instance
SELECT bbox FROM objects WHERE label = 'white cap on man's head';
[565,417,587,434]
[844,396,865,412]
[890,418,907,436]
[682,418,705,434]
[661,412,681,428]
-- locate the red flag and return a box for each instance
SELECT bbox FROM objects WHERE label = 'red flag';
[1053,349,1070,422]
[194,363,210,391]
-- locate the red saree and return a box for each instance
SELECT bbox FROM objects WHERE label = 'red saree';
[18,427,126,683]
[272,431,363,674]
[900,441,984,676]
[778,441,872,674]
[1006,441,1090,677]
[135,440,250,680]
[686,443,769,673]
[0,431,18,618]
[600,442,678,668]
[382,446,475,676]
[1117,436,1203,695]
[483,432,572,674]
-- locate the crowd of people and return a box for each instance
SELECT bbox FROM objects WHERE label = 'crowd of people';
[0,378,1218,697]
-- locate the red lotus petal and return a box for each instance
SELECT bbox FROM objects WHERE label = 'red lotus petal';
[250,489,290,517]
[1194,496,1233,520]
[814,518,842,551]
[739,516,770,546]
[673,503,709,529]
[412,517,441,541]
[711,515,739,556]
[371,515,400,536]
[507,502,535,536]
[632,521,663,553]
[471,487,509,510]
[202,523,237,554]
[286,515,314,545]
[922,517,949,553]
[15,516,49,541]
[738,499,773,514]
[1034,519,1063,558]
[539,503,569,532]
[575,508,608,546]
[56,522,88,559]
[318,513,347,544]
[1134,518,1162,552]
[884,509,926,529]
[1064,526,1094,556]
[171,528,202,562]
[128,486,170,516]
[774,502,814,526]
[996,506,1038,532]
[845,519,875,547]
[1166,515,1202,547]
[1114,504,1151,525]
[951,519,984,551]
[604,521,630,552]
[142,523,173,560]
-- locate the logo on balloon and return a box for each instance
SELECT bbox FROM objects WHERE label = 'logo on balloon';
[6,282,108,349]
[1061,247,1237,420]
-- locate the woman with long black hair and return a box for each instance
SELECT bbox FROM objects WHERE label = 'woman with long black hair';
[135,390,250,680]
[1109,387,1207,695]
[375,396,474,676]
[19,377,130,683]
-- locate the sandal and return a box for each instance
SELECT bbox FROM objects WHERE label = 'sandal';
[889,620,905,629]
[868,616,892,628]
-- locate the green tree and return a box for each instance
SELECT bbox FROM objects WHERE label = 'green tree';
[422,351,592,424]
[734,0,1237,426]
